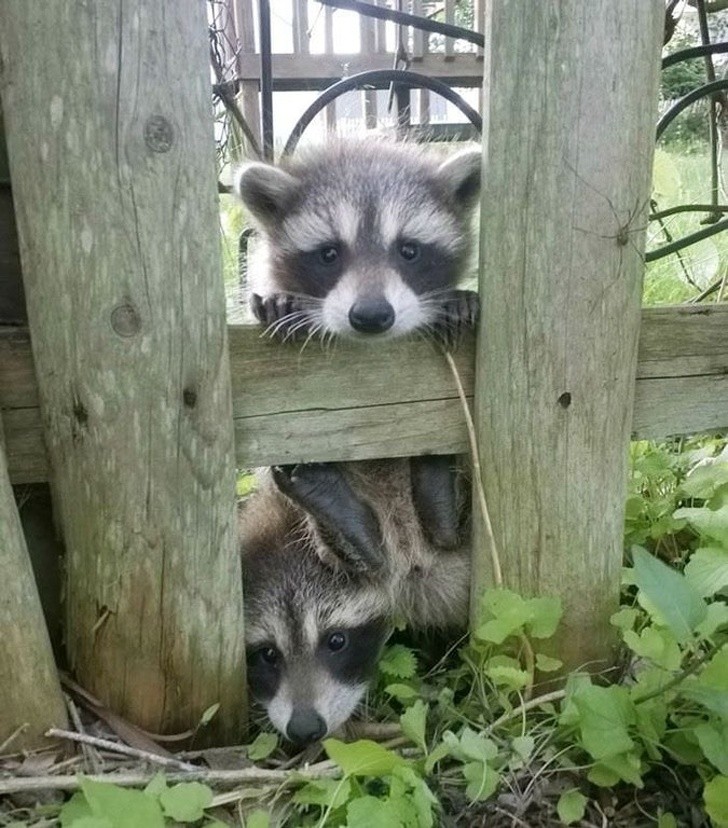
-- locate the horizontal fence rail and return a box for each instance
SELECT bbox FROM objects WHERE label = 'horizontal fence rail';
[2,303,728,483]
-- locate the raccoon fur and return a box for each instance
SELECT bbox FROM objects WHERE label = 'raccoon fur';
[234,139,480,742]
[239,458,470,744]
[234,137,480,342]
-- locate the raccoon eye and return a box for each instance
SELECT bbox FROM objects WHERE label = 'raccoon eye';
[318,245,340,265]
[256,646,279,665]
[398,241,420,262]
[327,632,347,652]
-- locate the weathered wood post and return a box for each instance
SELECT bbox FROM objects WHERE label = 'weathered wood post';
[474,3,664,670]
[0,1,245,741]
[0,417,67,750]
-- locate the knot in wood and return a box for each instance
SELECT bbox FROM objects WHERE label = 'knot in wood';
[110,304,141,337]
[557,392,572,409]
[144,115,175,153]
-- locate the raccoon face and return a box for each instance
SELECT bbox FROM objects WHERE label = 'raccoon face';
[243,551,391,743]
[235,141,481,340]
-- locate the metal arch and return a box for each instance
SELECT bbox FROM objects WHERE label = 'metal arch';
[282,69,482,157]
[662,42,728,69]
[656,79,728,141]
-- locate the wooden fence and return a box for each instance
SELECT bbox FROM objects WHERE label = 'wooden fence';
[0,0,721,746]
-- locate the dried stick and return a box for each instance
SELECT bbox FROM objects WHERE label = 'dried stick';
[45,728,196,773]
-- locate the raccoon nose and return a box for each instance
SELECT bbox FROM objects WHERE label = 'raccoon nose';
[286,709,327,744]
[349,298,395,334]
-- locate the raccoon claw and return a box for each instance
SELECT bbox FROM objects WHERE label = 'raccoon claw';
[252,293,311,341]
[431,289,480,349]
[272,463,386,573]
[410,455,461,551]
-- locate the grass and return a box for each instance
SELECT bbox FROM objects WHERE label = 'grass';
[646,144,728,305]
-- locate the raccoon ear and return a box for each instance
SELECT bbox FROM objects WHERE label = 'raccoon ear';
[234,162,299,225]
[437,148,482,213]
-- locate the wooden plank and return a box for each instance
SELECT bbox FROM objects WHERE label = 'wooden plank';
[233,0,262,154]
[3,305,728,482]
[0,0,244,742]
[237,52,484,90]
[360,10,378,128]
[474,1,664,671]
[292,0,310,54]
[444,0,455,59]
[0,415,67,751]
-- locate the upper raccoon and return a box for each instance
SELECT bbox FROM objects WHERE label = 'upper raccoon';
[234,138,480,341]
[239,459,470,744]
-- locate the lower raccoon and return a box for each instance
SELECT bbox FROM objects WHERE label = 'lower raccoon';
[239,459,470,744]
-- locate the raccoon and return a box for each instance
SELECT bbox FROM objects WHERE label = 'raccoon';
[239,459,470,744]
[234,139,481,741]
[234,138,480,343]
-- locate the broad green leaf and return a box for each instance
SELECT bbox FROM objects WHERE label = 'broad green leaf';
[485,664,530,690]
[681,683,728,717]
[556,789,588,825]
[392,766,437,828]
[657,812,678,828]
[704,775,728,827]
[674,504,728,546]
[66,820,113,828]
[511,735,535,763]
[324,738,405,777]
[345,796,405,828]
[571,685,635,760]
[684,547,728,597]
[681,461,728,499]
[476,589,531,643]
[694,723,728,774]
[525,596,562,638]
[400,700,428,752]
[384,683,419,701]
[79,779,165,828]
[696,602,728,638]
[60,792,94,827]
[247,731,278,760]
[594,751,643,787]
[293,778,351,809]
[458,728,498,763]
[143,773,167,800]
[159,782,212,822]
[622,627,681,670]
[379,645,417,679]
[463,760,500,802]
[587,763,621,787]
[631,547,707,642]
[535,653,562,672]
[245,810,270,828]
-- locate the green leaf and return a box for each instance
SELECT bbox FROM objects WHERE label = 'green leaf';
[511,735,535,763]
[684,547,728,597]
[143,773,167,800]
[423,741,451,775]
[611,608,640,632]
[458,728,498,763]
[79,779,165,828]
[245,810,270,828]
[400,700,428,752]
[293,778,351,809]
[66,820,113,828]
[384,683,419,701]
[704,775,728,827]
[476,589,531,643]
[525,596,562,638]
[694,723,728,775]
[345,796,405,828]
[657,813,678,828]
[463,760,500,802]
[159,782,212,822]
[485,664,530,690]
[60,792,95,827]
[324,738,405,777]
[696,602,728,638]
[379,645,417,679]
[571,685,635,760]
[535,653,562,672]
[556,789,588,825]
[247,731,278,760]
[631,547,707,642]
[674,504,728,546]
[622,626,681,670]
[199,702,220,727]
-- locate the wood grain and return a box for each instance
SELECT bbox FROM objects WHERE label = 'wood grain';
[2,305,727,482]
[473,1,665,671]
[0,0,244,741]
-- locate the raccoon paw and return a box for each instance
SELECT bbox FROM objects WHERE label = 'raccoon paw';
[271,463,386,573]
[252,293,312,341]
[431,289,480,349]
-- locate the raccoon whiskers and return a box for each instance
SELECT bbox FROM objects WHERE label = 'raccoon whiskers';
[263,311,310,340]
